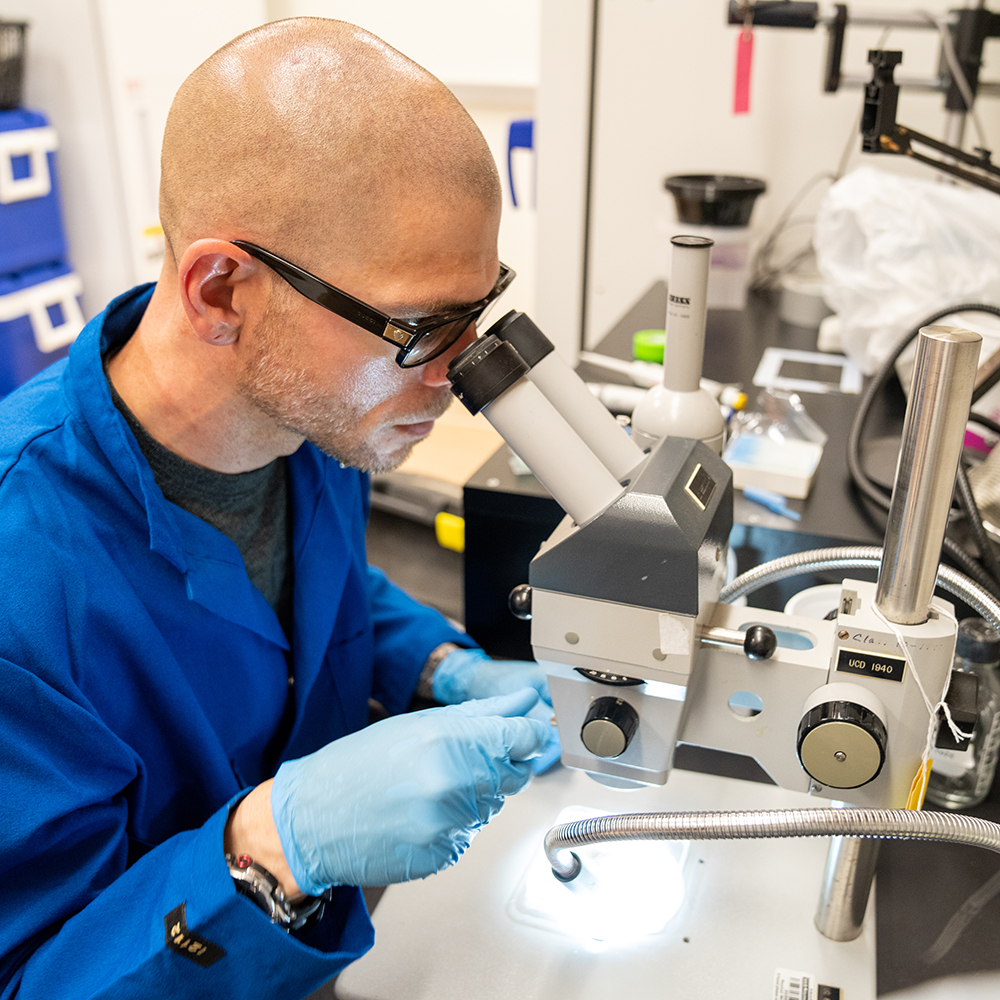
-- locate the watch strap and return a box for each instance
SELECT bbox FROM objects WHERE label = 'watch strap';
[416,641,461,701]
[226,853,331,932]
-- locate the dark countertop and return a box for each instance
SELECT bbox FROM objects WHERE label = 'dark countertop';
[576,280,893,549]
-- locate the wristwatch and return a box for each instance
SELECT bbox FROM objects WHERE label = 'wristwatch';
[416,641,461,701]
[226,853,331,932]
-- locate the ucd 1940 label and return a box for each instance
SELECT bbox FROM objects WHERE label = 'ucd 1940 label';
[836,648,906,683]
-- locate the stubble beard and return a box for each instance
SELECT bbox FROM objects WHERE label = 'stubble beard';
[236,303,450,474]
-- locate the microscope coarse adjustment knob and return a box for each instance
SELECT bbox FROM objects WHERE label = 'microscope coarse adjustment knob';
[581,697,639,758]
[797,700,888,789]
[508,584,532,620]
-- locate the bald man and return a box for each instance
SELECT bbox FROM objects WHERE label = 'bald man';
[0,19,555,999]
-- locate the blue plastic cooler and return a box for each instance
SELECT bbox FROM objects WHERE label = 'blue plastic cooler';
[0,108,68,274]
[0,262,83,397]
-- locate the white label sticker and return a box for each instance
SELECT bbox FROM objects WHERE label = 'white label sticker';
[657,613,694,657]
[774,968,815,1000]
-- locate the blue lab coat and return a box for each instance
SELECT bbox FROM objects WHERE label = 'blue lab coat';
[0,284,471,998]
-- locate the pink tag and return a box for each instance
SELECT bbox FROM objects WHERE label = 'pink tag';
[734,30,753,114]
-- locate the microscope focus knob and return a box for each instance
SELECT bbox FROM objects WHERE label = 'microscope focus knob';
[581,697,639,758]
[797,700,888,789]
[508,584,533,620]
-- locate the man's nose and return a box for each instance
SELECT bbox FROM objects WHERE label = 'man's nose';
[419,323,479,387]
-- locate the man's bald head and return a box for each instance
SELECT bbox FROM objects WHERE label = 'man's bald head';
[160,18,501,270]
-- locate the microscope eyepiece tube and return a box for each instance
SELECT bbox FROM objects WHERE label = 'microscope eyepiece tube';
[663,236,712,394]
[487,311,645,481]
[449,336,626,525]
[631,235,724,452]
[445,334,528,416]
[875,325,982,625]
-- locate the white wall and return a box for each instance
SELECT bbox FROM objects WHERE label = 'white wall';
[268,0,541,321]
[268,0,539,88]
[535,0,1000,353]
[1,0,267,315]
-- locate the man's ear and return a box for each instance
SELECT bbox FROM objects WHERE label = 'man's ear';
[177,239,260,346]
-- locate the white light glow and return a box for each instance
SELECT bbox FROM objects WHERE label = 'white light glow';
[643,679,689,701]
[507,806,689,945]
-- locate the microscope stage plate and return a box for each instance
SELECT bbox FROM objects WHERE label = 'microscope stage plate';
[335,766,875,1000]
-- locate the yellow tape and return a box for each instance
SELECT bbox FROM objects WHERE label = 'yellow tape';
[434,512,465,553]
[906,760,933,810]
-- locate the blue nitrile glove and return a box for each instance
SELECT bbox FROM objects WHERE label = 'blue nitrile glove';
[432,647,551,706]
[525,696,562,774]
[271,689,549,893]
[433,648,560,774]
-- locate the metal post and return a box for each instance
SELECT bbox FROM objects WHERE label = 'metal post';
[820,326,979,938]
[815,836,881,941]
[875,325,981,625]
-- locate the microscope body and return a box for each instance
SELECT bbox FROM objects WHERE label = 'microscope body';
[683,588,955,807]
[530,435,958,808]
[446,313,975,813]
[530,435,730,784]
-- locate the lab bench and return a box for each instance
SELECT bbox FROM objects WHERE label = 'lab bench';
[349,288,1000,998]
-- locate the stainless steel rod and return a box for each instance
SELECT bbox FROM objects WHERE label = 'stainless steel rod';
[814,836,881,941]
[840,75,1000,96]
[816,7,951,30]
[875,325,981,625]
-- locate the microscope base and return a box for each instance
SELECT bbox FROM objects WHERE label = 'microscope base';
[336,767,876,1000]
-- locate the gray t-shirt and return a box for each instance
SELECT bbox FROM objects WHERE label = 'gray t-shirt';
[105,366,294,637]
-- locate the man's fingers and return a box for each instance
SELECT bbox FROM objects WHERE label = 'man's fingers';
[442,687,541,720]
[494,714,551,763]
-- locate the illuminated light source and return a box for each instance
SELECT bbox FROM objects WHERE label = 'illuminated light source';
[507,806,689,945]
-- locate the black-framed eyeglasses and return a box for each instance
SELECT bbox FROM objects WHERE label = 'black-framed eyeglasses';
[231,240,515,368]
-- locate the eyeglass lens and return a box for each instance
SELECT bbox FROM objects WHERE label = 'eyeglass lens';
[400,316,477,368]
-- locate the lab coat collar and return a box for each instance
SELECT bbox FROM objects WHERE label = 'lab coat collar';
[66,284,188,573]
[63,284,353,652]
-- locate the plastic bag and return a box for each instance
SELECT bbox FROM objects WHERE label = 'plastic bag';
[814,166,1000,375]
[727,388,828,449]
[722,389,827,499]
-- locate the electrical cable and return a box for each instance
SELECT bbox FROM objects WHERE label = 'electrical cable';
[748,26,899,292]
[846,303,1000,597]
[919,10,989,150]
[749,172,835,290]
[970,413,1000,438]
[956,461,1000,586]
[943,534,1000,595]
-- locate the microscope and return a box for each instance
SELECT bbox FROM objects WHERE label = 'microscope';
[336,243,1000,1000]
[447,243,978,814]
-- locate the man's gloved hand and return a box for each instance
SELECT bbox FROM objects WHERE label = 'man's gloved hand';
[270,689,549,894]
[524,696,562,774]
[432,646,551,706]
[432,647,561,774]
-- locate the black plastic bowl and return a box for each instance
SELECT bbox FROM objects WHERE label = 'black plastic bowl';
[664,174,767,227]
